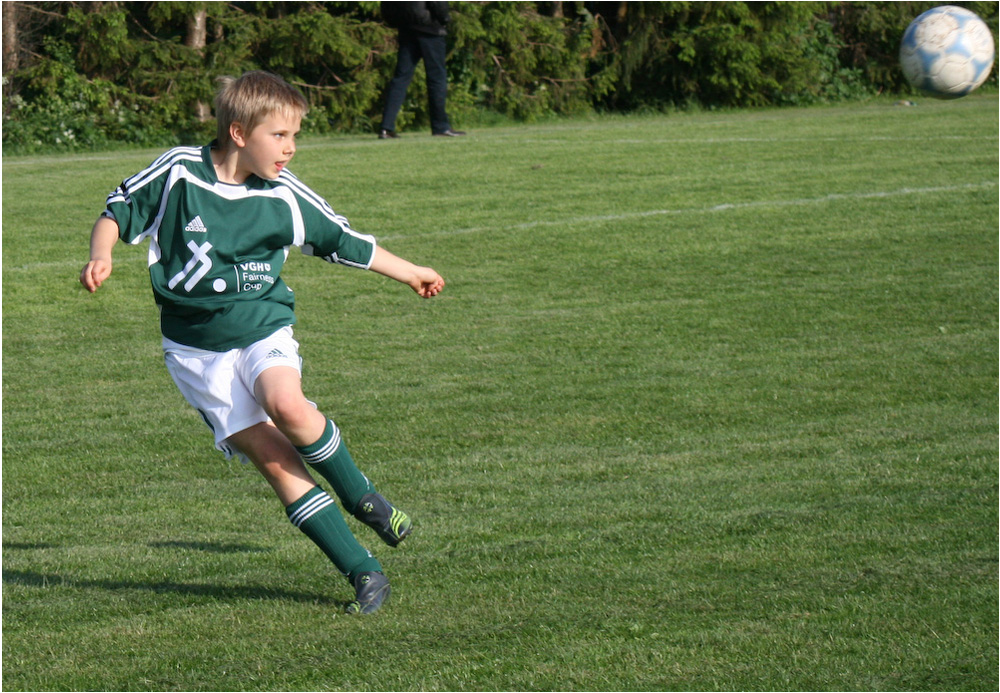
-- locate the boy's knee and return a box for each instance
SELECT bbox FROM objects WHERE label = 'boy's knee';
[264,390,312,430]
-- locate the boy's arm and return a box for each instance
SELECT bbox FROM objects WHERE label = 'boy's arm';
[80,215,120,293]
[368,247,445,298]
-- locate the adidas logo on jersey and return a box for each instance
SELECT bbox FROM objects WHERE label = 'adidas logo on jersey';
[185,215,208,233]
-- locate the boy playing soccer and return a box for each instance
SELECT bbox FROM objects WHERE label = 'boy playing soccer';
[80,71,444,615]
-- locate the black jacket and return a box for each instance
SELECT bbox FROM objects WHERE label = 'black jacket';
[381,2,450,36]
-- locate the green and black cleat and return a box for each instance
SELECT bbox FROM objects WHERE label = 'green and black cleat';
[353,493,412,547]
[345,571,391,615]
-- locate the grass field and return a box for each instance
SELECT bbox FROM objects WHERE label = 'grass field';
[3,95,998,691]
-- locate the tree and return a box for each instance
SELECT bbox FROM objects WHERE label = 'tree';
[3,2,18,80]
[185,7,210,122]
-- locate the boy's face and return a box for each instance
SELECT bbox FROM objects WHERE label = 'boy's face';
[234,110,301,180]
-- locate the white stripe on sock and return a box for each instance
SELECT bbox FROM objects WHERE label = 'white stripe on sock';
[300,424,342,464]
[289,492,335,527]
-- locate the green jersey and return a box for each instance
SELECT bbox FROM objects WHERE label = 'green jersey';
[106,144,376,351]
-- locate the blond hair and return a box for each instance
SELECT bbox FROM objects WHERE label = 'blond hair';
[214,71,308,147]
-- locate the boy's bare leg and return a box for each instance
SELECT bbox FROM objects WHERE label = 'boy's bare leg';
[253,365,375,508]
[227,421,315,504]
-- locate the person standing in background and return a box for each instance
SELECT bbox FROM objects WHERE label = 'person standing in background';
[378,1,466,139]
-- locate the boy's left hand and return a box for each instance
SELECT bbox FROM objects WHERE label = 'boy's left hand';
[411,267,445,298]
[368,247,444,298]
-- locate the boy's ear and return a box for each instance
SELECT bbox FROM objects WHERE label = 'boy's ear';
[229,122,247,148]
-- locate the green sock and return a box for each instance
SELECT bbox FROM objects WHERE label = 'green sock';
[286,486,381,580]
[296,420,375,512]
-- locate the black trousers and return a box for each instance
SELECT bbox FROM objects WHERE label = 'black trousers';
[380,30,450,134]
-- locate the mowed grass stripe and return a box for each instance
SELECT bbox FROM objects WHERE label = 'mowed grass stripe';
[381,180,998,240]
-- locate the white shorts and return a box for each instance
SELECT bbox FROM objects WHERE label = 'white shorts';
[163,326,304,459]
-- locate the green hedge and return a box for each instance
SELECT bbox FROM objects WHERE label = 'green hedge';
[3,1,997,153]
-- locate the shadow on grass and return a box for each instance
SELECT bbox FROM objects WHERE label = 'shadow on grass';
[3,540,273,554]
[2,570,339,605]
[148,540,272,554]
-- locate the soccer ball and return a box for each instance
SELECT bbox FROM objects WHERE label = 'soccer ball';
[899,5,995,98]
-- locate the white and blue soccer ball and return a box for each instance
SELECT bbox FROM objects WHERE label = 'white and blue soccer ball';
[899,5,995,98]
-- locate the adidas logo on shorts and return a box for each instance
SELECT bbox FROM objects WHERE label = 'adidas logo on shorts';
[266,348,286,359]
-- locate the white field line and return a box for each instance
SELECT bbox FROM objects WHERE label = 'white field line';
[8,181,996,273]
[6,252,149,275]
[380,181,998,240]
[5,132,996,166]
[487,134,999,147]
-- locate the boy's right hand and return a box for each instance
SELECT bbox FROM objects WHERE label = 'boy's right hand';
[80,259,112,293]
[81,216,120,293]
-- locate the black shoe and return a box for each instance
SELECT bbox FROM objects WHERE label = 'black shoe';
[378,129,398,139]
[345,571,390,615]
[354,493,412,547]
[432,129,466,137]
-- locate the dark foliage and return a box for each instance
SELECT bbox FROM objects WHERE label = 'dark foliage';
[2,1,996,153]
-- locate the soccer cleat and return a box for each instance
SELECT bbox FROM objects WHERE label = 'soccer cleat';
[353,493,412,547]
[345,571,390,615]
